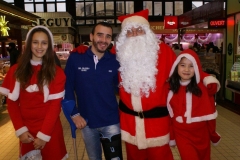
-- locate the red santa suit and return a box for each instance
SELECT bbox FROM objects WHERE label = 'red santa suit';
[0,60,67,160]
[119,42,176,160]
[167,49,221,160]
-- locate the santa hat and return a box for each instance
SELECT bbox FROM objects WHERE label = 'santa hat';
[26,26,54,50]
[118,9,149,28]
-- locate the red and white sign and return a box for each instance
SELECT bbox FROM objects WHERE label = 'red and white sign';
[164,16,178,29]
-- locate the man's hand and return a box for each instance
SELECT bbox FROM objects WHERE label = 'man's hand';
[71,45,88,54]
[207,83,218,96]
[72,115,87,129]
[33,138,47,150]
[19,131,34,143]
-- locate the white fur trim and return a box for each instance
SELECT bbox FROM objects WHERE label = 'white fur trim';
[167,91,174,117]
[185,92,192,124]
[62,154,69,160]
[0,87,9,96]
[191,110,218,123]
[37,131,51,142]
[48,90,65,100]
[30,59,42,65]
[131,94,142,111]
[169,140,176,147]
[203,75,221,91]
[176,116,183,123]
[26,84,39,92]
[122,16,149,29]
[121,130,170,149]
[16,126,28,137]
[131,95,147,148]
[169,53,200,83]
[211,132,221,146]
[8,81,20,101]
[43,84,49,103]
[135,115,147,149]
[129,94,169,149]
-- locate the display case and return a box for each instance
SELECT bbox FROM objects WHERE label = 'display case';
[225,55,240,95]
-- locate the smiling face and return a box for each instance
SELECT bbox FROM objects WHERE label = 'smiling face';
[177,57,195,82]
[31,31,49,61]
[90,24,112,56]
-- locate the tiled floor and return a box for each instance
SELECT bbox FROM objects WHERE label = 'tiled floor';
[0,104,240,160]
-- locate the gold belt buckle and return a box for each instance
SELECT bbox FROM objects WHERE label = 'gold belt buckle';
[138,111,144,119]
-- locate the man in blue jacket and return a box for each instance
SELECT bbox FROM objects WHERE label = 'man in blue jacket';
[64,22,122,160]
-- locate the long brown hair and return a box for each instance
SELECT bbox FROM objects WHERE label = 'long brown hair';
[14,27,56,91]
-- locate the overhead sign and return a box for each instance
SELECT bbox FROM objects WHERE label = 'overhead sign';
[164,16,178,29]
[208,19,226,28]
[32,17,74,27]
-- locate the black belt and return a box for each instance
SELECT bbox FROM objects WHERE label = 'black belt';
[119,100,169,119]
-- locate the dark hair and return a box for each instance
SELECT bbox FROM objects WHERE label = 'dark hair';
[91,22,113,35]
[15,27,56,91]
[169,64,202,96]
[8,42,16,48]
[83,42,89,46]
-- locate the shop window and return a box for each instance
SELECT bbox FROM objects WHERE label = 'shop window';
[86,2,94,16]
[192,1,203,10]
[165,2,173,16]
[3,0,14,3]
[36,4,44,12]
[106,2,114,16]
[154,2,162,16]
[175,1,183,15]
[86,20,94,24]
[126,1,134,14]
[76,20,85,25]
[47,3,55,12]
[25,3,34,12]
[116,1,124,13]
[143,1,152,16]
[57,3,66,12]
[76,2,84,16]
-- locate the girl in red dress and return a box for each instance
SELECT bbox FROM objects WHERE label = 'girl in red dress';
[0,26,67,159]
[167,49,221,160]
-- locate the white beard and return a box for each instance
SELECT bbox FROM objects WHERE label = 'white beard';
[116,33,159,97]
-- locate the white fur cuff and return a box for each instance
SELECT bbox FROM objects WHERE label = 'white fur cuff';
[16,126,28,137]
[37,131,51,142]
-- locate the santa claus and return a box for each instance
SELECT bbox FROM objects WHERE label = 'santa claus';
[115,9,219,160]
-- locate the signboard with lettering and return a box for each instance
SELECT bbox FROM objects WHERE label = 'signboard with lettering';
[164,16,178,29]
[32,17,74,27]
[208,19,226,28]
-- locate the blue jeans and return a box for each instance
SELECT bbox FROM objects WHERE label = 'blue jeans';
[81,123,121,160]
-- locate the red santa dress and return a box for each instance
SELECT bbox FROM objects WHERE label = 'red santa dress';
[167,49,221,160]
[119,43,176,160]
[0,60,67,160]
